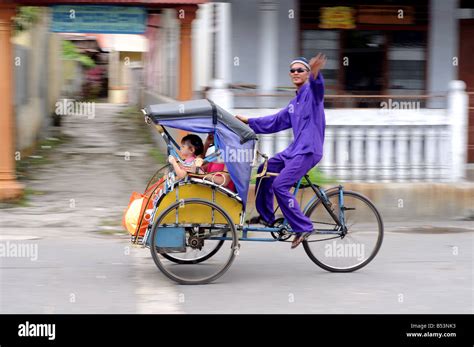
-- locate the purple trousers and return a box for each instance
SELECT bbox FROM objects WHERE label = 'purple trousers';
[255,152,322,233]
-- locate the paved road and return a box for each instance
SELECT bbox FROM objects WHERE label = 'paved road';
[1,104,472,314]
[0,225,472,314]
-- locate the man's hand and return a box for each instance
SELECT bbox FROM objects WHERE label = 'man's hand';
[235,115,249,124]
[204,133,214,148]
[309,53,327,77]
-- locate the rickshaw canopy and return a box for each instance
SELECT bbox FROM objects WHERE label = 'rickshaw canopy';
[144,99,257,206]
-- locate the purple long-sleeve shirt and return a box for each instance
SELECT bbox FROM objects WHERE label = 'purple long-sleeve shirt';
[248,72,326,158]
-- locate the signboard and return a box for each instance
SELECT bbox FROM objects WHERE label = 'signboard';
[319,6,356,29]
[357,5,414,25]
[51,5,146,34]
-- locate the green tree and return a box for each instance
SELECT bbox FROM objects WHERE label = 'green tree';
[13,7,40,35]
[62,40,96,68]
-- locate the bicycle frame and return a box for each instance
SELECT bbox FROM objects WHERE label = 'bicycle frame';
[210,174,347,242]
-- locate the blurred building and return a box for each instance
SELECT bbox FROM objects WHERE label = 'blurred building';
[215,0,469,101]
[184,0,474,168]
[60,33,110,99]
[1,0,473,200]
[146,0,470,182]
[11,8,64,154]
[99,34,148,103]
[142,0,472,162]
[0,0,205,200]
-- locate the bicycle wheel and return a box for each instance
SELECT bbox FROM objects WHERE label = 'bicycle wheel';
[150,198,238,285]
[303,190,383,272]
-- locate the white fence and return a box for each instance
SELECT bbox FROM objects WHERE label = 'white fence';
[234,81,469,182]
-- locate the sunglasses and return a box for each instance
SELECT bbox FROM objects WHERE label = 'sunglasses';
[290,68,308,73]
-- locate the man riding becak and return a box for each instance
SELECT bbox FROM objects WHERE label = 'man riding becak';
[236,54,327,249]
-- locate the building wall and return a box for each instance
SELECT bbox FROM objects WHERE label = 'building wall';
[12,8,64,152]
[229,0,298,88]
[48,34,64,111]
[226,0,463,98]
[145,1,297,98]
[62,59,83,96]
[427,0,459,103]
[192,4,211,92]
[144,9,180,99]
[119,51,143,86]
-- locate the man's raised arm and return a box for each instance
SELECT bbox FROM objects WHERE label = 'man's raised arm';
[309,53,327,104]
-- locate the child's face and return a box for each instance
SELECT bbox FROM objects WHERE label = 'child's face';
[180,140,195,157]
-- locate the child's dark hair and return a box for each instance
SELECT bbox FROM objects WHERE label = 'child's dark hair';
[181,134,204,156]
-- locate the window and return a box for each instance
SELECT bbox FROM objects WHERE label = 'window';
[387,31,426,94]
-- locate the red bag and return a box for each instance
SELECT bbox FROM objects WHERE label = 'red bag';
[122,178,164,236]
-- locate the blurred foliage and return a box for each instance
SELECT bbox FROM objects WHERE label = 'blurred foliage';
[250,166,338,186]
[62,40,96,68]
[305,167,339,186]
[13,7,41,35]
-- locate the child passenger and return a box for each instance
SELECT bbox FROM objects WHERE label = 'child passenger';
[168,133,235,191]
[167,134,204,180]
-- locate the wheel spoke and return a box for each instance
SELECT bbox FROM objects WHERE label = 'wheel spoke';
[312,220,339,227]
[150,199,238,284]
[303,191,383,272]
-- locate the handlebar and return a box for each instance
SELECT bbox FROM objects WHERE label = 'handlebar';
[254,150,272,178]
